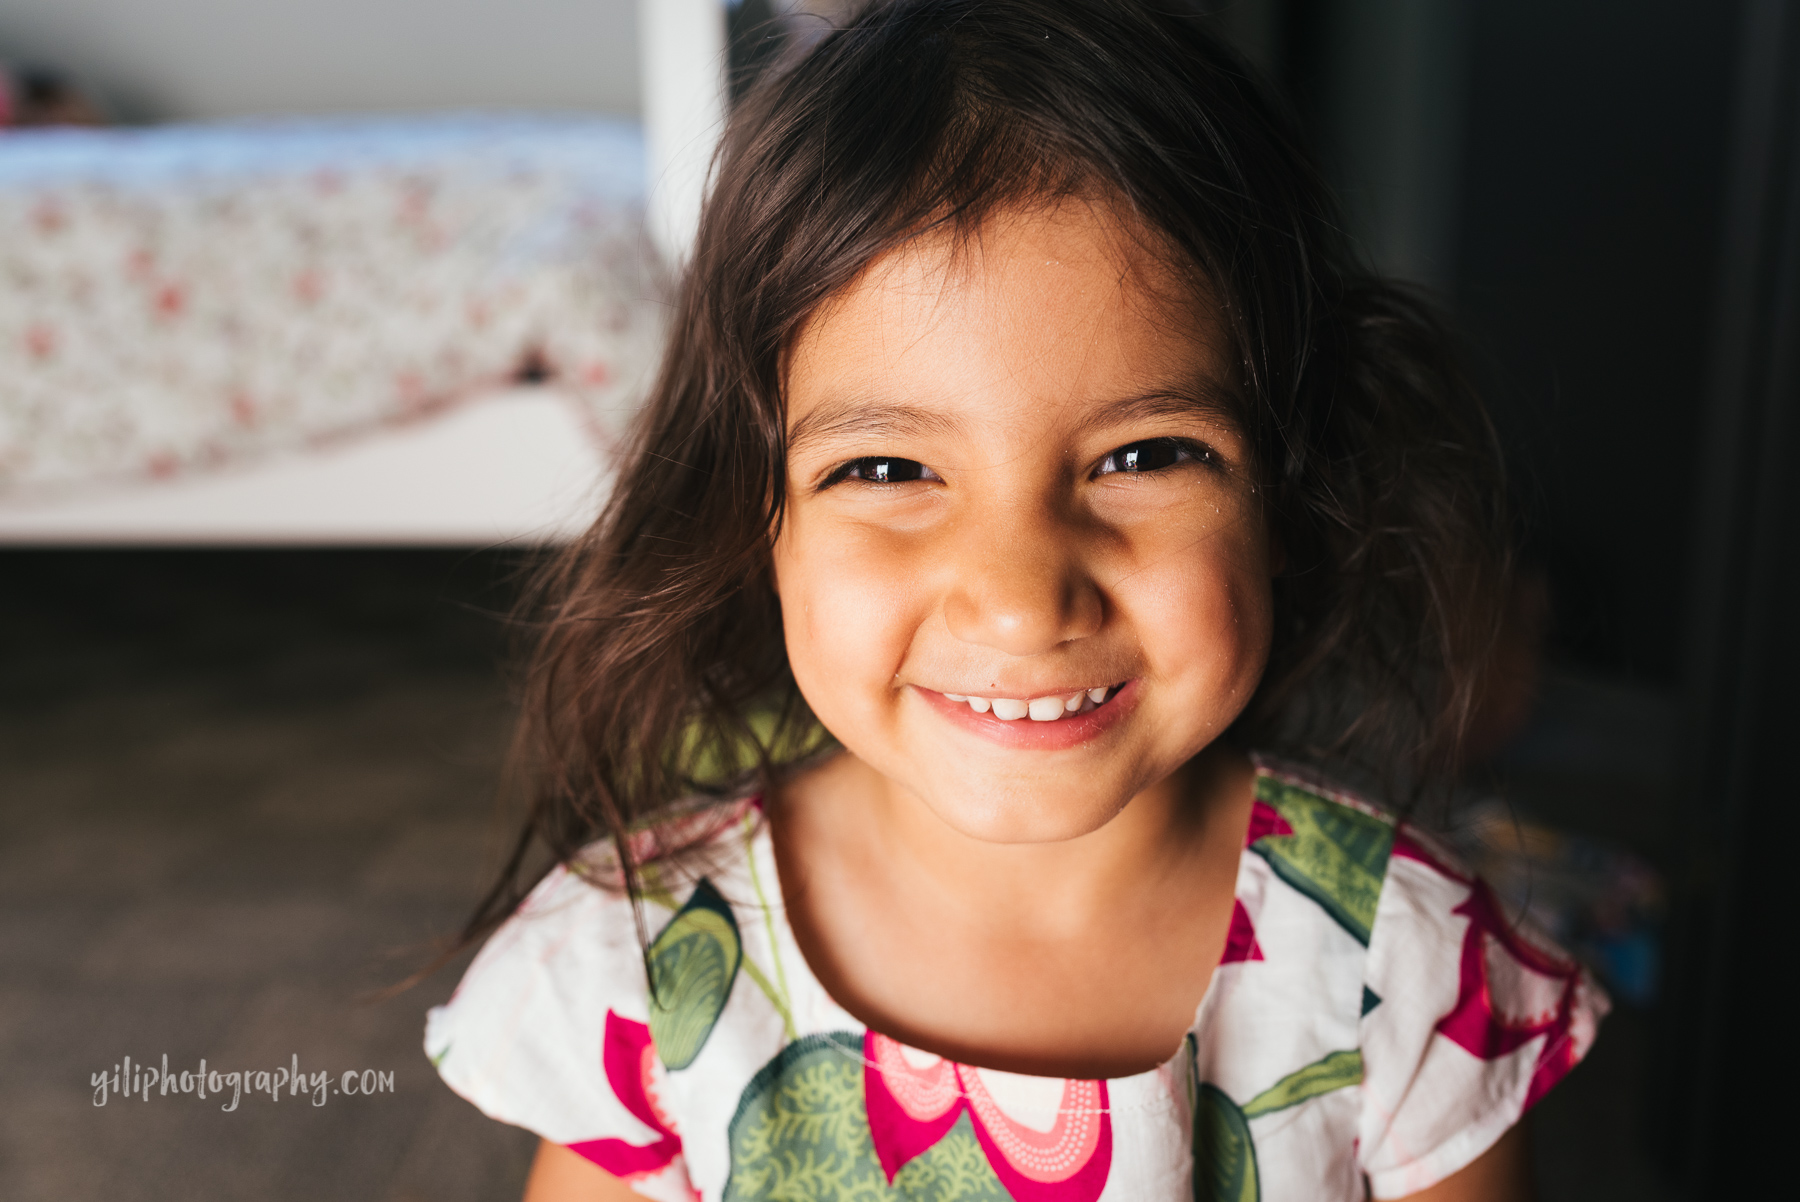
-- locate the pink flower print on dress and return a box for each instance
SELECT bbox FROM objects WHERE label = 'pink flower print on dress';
[961,1066,1110,1202]
[1220,898,1265,964]
[865,1032,1112,1202]
[566,1011,699,1202]
[866,1034,965,1180]
[1243,799,1293,846]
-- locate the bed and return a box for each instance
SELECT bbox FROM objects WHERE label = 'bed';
[0,0,732,545]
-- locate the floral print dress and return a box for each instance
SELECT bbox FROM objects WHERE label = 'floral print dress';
[425,760,1607,1200]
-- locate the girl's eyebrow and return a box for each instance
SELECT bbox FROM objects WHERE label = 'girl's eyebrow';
[1072,387,1239,437]
[787,386,1236,455]
[787,401,963,454]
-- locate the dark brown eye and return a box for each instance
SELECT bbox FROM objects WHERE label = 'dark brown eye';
[1096,438,1208,475]
[834,457,939,484]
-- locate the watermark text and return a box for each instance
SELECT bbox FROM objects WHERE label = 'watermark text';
[92,1055,395,1110]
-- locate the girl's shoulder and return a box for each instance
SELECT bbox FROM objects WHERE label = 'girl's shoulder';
[423,797,775,1147]
[1241,755,1607,1059]
[1241,754,1409,948]
[1234,756,1609,1197]
[1242,754,1597,976]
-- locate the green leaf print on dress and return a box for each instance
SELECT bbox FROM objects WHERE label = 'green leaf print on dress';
[648,877,742,1071]
[1192,1083,1259,1202]
[1240,1050,1363,1119]
[1248,777,1395,945]
[724,1033,1010,1201]
[1188,1030,1365,1202]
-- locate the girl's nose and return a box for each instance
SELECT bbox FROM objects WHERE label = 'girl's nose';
[942,510,1104,657]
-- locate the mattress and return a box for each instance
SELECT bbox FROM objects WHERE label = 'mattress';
[0,114,665,502]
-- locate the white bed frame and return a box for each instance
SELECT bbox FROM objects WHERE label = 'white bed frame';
[0,387,614,544]
[0,0,726,547]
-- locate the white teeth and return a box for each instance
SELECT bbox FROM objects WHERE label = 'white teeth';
[949,686,1115,721]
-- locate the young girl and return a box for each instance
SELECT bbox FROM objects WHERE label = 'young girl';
[425,2,1606,1199]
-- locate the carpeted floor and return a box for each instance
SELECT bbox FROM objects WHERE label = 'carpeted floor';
[0,551,538,1201]
[0,550,1678,1201]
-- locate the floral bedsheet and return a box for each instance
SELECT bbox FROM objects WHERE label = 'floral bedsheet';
[0,115,665,496]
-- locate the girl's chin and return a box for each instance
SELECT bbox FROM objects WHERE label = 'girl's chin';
[907,783,1134,845]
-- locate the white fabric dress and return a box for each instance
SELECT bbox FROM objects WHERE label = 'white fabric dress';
[426,760,1607,1201]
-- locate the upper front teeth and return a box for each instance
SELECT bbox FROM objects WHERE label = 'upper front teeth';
[943,687,1112,721]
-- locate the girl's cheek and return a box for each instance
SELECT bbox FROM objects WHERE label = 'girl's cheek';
[778,517,927,713]
[1123,507,1274,693]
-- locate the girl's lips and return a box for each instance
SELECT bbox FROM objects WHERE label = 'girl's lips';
[914,679,1140,750]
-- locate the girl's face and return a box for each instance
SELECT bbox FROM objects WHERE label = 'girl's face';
[773,201,1275,843]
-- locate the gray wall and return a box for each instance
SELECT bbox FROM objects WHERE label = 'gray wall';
[0,0,640,122]
[1301,0,1473,293]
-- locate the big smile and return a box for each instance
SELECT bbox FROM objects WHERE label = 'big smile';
[938,684,1123,722]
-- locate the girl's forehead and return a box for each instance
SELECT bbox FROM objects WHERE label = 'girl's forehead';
[848,200,1204,326]
[786,201,1233,427]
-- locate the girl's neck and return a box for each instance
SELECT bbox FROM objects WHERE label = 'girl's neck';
[770,741,1257,1078]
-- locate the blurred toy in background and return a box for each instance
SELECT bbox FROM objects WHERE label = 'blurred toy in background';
[1449,799,1666,1007]
[0,63,107,129]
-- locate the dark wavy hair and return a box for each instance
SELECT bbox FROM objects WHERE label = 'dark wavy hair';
[459,0,1509,949]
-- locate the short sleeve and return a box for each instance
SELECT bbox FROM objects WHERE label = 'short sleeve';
[424,864,700,1202]
[1356,831,1609,1199]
